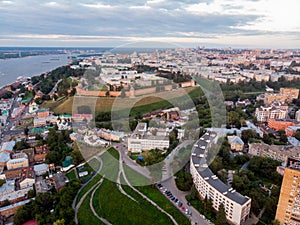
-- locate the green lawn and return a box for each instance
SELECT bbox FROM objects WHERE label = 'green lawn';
[122,163,189,225]
[92,178,174,225]
[76,148,118,205]
[77,147,189,225]
[66,169,77,181]
[75,174,102,206]
[77,191,105,225]
[136,185,190,225]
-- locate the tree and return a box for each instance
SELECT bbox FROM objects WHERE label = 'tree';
[294,129,300,141]
[216,203,227,225]
[14,139,30,151]
[70,149,84,166]
[2,199,10,207]
[53,219,65,225]
[24,126,29,136]
[0,179,5,187]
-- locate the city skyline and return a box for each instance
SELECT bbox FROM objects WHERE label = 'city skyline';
[1,0,300,48]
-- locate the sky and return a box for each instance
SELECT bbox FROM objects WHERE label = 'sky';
[0,0,300,48]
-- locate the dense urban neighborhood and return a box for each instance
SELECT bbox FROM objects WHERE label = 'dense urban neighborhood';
[0,47,300,225]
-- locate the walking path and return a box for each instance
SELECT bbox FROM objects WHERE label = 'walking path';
[73,155,104,224]
[89,177,112,225]
[119,148,179,225]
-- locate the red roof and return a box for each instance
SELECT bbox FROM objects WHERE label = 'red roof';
[22,220,37,225]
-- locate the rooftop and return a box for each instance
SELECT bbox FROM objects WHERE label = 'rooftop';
[191,132,250,205]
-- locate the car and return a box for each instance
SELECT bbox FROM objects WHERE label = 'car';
[171,197,175,201]
[181,206,185,211]
[174,198,178,203]
[178,202,183,207]
[188,212,192,216]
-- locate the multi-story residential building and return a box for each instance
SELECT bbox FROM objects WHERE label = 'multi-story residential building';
[280,88,299,103]
[263,88,299,106]
[127,122,169,153]
[6,158,29,170]
[275,167,300,225]
[190,132,251,225]
[19,167,35,189]
[227,136,244,152]
[248,143,300,163]
[268,119,295,131]
[286,126,300,137]
[264,93,287,105]
[255,103,288,122]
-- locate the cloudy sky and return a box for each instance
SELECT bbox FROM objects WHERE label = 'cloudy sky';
[0,0,299,48]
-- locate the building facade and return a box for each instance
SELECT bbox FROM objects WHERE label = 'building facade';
[276,167,300,225]
[190,132,251,225]
[255,103,288,122]
[127,123,169,153]
[268,119,295,131]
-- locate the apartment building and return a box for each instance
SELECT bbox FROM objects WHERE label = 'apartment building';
[255,103,288,122]
[6,158,29,170]
[275,167,300,225]
[280,88,299,103]
[268,119,295,131]
[190,132,251,225]
[263,88,299,105]
[248,143,300,163]
[227,136,244,152]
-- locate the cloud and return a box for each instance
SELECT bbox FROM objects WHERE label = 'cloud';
[0,0,299,47]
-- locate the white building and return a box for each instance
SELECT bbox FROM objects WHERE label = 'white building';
[6,158,29,170]
[255,103,288,122]
[127,123,169,153]
[190,132,251,225]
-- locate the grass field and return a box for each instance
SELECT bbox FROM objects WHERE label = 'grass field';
[136,185,190,225]
[43,86,200,115]
[77,147,189,225]
[91,178,174,225]
[122,164,190,225]
[66,169,77,181]
[77,191,105,225]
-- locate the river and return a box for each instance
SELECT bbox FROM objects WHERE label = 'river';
[0,54,71,87]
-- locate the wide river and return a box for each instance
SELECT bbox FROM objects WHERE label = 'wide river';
[0,54,70,87]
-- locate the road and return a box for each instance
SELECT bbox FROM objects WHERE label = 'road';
[161,177,211,225]
[49,79,62,95]
[162,140,193,181]
[0,95,27,142]
[112,142,152,180]
[116,139,210,225]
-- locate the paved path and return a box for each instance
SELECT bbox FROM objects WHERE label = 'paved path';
[162,140,193,181]
[113,142,152,179]
[89,177,112,225]
[116,160,137,202]
[241,162,249,170]
[119,148,179,225]
[73,156,104,224]
[161,177,210,225]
